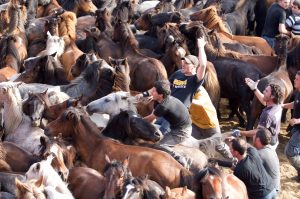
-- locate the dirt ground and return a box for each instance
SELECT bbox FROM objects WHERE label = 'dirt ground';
[218,99,300,199]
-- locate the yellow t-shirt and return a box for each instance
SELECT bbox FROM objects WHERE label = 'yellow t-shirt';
[189,86,219,129]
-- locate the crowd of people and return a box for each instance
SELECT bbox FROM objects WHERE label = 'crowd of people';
[138,1,300,198]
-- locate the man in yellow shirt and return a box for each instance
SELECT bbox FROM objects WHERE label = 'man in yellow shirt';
[190,86,233,160]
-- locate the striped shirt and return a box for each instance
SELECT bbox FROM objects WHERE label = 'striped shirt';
[286,14,300,35]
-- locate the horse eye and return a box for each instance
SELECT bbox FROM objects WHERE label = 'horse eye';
[105,98,110,102]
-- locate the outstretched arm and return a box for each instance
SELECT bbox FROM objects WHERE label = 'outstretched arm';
[196,37,207,81]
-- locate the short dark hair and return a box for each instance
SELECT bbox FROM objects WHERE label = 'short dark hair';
[231,138,247,155]
[154,80,171,98]
[294,0,300,9]
[256,127,272,145]
[296,71,300,76]
[269,84,283,104]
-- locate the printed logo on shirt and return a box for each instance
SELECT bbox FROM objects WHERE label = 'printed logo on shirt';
[173,79,187,88]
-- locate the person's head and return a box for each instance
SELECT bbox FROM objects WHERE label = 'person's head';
[230,138,247,158]
[278,0,291,9]
[262,84,283,104]
[181,55,199,75]
[292,0,300,14]
[151,80,171,101]
[294,71,300,89]
[253,127,272,149]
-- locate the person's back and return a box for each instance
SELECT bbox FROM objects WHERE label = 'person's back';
[258,145,281,192]
[234,147,275,199]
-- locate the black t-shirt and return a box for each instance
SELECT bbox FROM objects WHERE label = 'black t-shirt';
[154,96,191,130]
[293,92,300,130]
[169,70,203,108]
[262,3,286,37]
[234,147,275,199]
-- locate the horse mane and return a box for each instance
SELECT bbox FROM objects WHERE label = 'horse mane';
[191,6,232,38]
[112,62,130,92]
[60,0,77,12]
[0,35,21,70]
[275,34,289,70]
[102,110,132,142]
[91,67,115,101]
[117,22,140,52]
[288,42,300,67]
[8,4,27,33]
[39,0,51,6]
[202,62,220,107]
[78,109,103,136]
[58,11,77,45]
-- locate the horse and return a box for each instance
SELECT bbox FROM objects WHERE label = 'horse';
[0,141,41,172]
[113,21,168,91]
[25,156,74,199]
[76,14,96,40]
[197,165,248,199]
[0,84,46,155]
[37,31,65,58]
[0,172,25,197]
[15,54,69,85]
[70,53,97,77]
[174,0,193,10]
[59,0,97,16]
[164,186,195,199]
[95,8,113,38]
[86,92,209,173]
[22,89,69,127]
[15,177,46,199]
[121,175,166,199]
[26,0,51,21]
[112,0,138,24]
[102,110,162,144]
[45,106,195,189]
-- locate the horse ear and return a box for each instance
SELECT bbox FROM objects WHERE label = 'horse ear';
[47,31,52,38]
[123,156,129,167]
[35,176,44,187]
[42,89,48,95]
[1,87,7,94]
[15,178,29,193]
[108,57,114,66]
[36,163,41,171]
[165,186,171,196]
[50,52,57,58]
[105,154,111,164]
[181,186,187,196]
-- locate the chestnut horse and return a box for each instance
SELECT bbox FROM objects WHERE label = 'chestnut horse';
[45,107,195,189]
[165,186,195,199]
[198,165,248,199]
[59,0,97,16]
[113,21,168,92]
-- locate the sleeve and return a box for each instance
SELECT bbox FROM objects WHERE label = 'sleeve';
[279,10,287,24]
[153,104,166,117]
[285,15,295,29]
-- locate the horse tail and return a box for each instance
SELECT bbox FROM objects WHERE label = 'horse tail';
[203,62,220,110]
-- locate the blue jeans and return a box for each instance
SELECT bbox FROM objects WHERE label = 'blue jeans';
[262,35,275,49]
[155,117,170,135]
[260,188,277,199]
[285,128,300,175]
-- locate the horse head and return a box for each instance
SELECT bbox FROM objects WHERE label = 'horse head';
[71,53,93,77]
[108,57,131,92]
[103,155,133,199]
[86,91,137,117]
[77,0,97,14]
[39,136,70,182]
[15,177,46,199]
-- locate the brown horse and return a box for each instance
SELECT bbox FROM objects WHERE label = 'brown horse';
[45,107,195,189]
[165,186,195,199]
[198,165,248,199]
[113,21,168,91]
[59,0,97,16]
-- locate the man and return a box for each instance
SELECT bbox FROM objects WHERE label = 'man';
[233,78,283,149]
[262,0,291,48]
[253,128,281,192]
[230,138,277,199]
[144,80,192,145]
[282,71,300,181]
[285,0,300,35]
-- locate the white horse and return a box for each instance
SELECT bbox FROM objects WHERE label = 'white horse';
[25,156,74,199]
[0,83,47,155]
[37,31,65,59]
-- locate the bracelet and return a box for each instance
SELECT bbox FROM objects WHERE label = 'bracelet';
[142,91,150,97]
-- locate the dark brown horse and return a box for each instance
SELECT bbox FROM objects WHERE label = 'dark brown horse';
[45,107,195,189]
[59,0,97,16]
[113,21,168,91]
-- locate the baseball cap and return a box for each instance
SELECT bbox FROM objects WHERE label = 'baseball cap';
[182,55,199,67]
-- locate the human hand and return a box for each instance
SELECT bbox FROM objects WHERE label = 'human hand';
[289,118,299,126]
[231,129,241,137]
[197,37,206,48]
[245,78,259,91]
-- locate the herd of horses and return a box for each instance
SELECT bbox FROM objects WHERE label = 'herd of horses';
[0,0,299,198]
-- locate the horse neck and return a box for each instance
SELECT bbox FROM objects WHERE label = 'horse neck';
[160,52,176,76]
[276,40,288,71]
[2,90,24,134]
[73,117,101,163]
[8,6,25,34]
[4,55,20,72]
